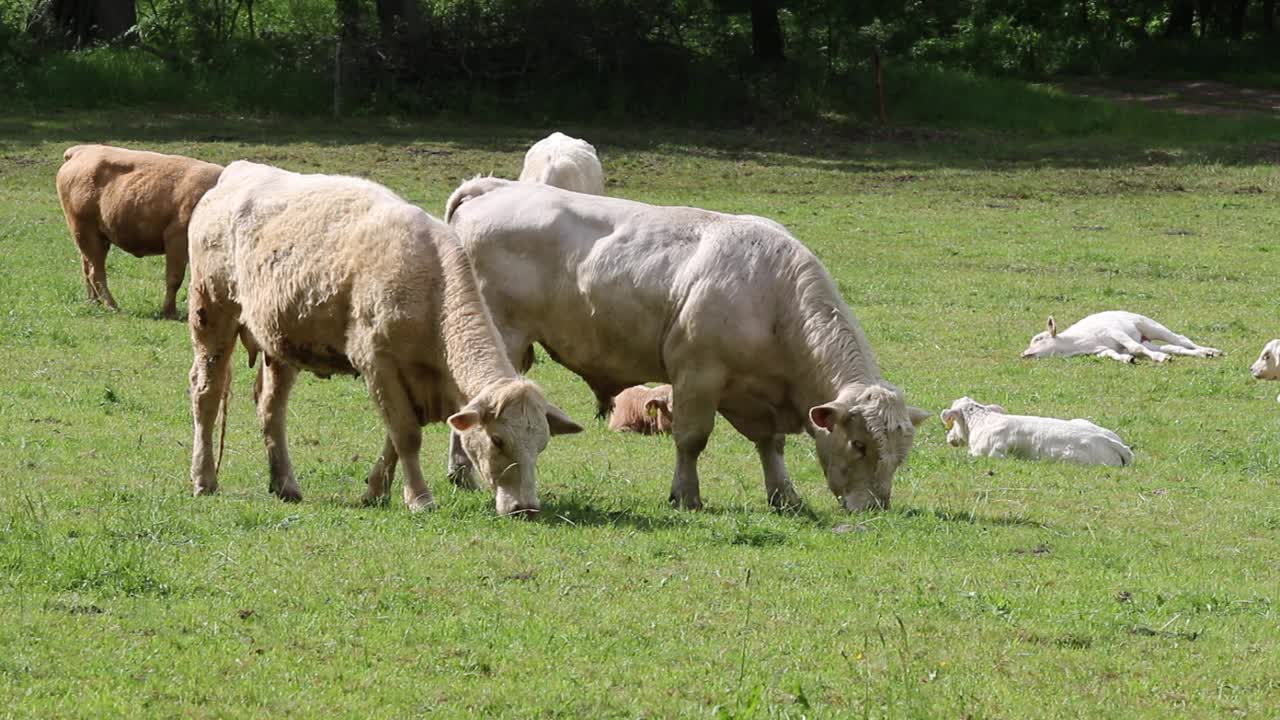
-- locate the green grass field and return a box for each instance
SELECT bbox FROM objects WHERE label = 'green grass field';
[2,107,1279,718]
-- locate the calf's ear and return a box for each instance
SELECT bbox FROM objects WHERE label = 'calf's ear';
[940,408,957,429]
[987,404,1007,414]
[907,406,931,427]
[546,404,584,435]
[1047,316,1057,337]
[809,405,840,431]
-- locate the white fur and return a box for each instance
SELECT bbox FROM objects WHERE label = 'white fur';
[445,177,929,512]
[186,161,580,517]
[1022,310,1220,364]
[941,397,1134,467]
[518,132,605,195]
[1249,339,1280,401]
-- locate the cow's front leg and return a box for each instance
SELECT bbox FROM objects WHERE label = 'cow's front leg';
[258,360,302,501]
[756,435,802,511]
[446,430,479,489]
[1095,348,1135,364]
[668,376,721,510]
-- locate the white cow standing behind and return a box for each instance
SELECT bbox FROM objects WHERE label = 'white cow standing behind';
[444,178,930,512]
[518,132,605,195]
[1021,311,1220,364]
[1249,339,1280,401]
[186,161,581,517]
[941,397,1134,467]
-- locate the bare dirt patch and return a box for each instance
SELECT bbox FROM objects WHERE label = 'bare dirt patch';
[1057,79,1280,118]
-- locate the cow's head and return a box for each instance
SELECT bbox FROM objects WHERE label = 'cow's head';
[809,383,930,512]
[448,378,582,517]
[1021,316,1065,358]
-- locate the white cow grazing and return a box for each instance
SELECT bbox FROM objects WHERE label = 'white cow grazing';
[1021,311,1220,364]
[941,397,1134,467]
[518,132,605,195]
[186,161,581,517]
[1249,339,1280,401]
[444,177,930,512]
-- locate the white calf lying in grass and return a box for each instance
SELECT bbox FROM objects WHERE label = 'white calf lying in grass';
[1250,339,1280,401]
[941,397,1134,467]
[1021,311,1220,364]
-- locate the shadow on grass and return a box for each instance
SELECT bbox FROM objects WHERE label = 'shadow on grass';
[899,505,1048,529]
[536,492,825,532]
[4,105,1279,176]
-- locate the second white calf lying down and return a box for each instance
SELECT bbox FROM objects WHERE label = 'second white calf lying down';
[1021,310,1220,364]
[941,397,1134,467]
[518,132,605,195]
[1249,339,1280,401]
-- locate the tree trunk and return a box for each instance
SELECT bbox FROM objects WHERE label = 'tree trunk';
[1229,0,1248,38]
[28,0,137,47]
[1167,0,1196,36]
[750,0,784,62]
[375,0,423,45]
[1265,0,1276,33]
[1196,0,1216,35]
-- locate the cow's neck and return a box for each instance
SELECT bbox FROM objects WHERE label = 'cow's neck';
[788,264,884,410]
[437,238,517,399]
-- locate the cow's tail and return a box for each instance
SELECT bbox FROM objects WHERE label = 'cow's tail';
[213,326,263,477]
[444,175,508,223]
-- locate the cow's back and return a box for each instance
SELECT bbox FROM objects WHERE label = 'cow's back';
[59,144,222,256]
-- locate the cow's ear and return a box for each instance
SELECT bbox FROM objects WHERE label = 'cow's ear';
[810,404,840,431]
[987,404,1007,414]
[907,406,931,427]
[1047,316,1057,337]
[448,409,482,432]
[940,409,957,429]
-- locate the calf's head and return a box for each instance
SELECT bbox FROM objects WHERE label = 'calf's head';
[1022,316,1065,358]
[939,396,1006,447]
[809,383,930,512]
[1250,339,1280,381]
[448,378,583,517]
[643,385,674,433]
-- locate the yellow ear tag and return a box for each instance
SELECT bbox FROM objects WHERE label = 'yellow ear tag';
[645,405,657,418]
[943,416,954,430]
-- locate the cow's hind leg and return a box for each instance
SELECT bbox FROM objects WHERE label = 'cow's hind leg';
[1136,318,1220,356]
[257,359,303,502]
[161,228,188,321]
[366,357,434,512]
[74,222,117,309]
[363,434,399,505]
[1117,337,1169,363]
[189,288,239,496]
[1144,341,1217,358]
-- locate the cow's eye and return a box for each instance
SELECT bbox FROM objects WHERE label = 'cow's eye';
[852,440,866,454]
[492,436,506,451]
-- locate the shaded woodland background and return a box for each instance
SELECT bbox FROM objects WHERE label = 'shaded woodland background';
[3,0,1279,121]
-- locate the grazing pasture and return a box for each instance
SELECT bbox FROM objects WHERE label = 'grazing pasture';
[1,111,1279,717]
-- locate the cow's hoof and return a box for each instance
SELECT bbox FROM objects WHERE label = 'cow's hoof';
[272,485,303,503]
[192,483,217,497]
[669,493,704,511]
[768,489,805,513]
[447,464,479,490]
[360,492,390,507]
[407,494,437,513]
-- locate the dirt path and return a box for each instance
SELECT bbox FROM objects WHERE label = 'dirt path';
[1056,79,1280,117]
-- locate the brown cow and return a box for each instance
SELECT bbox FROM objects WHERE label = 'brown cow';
[56,145,223,319]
